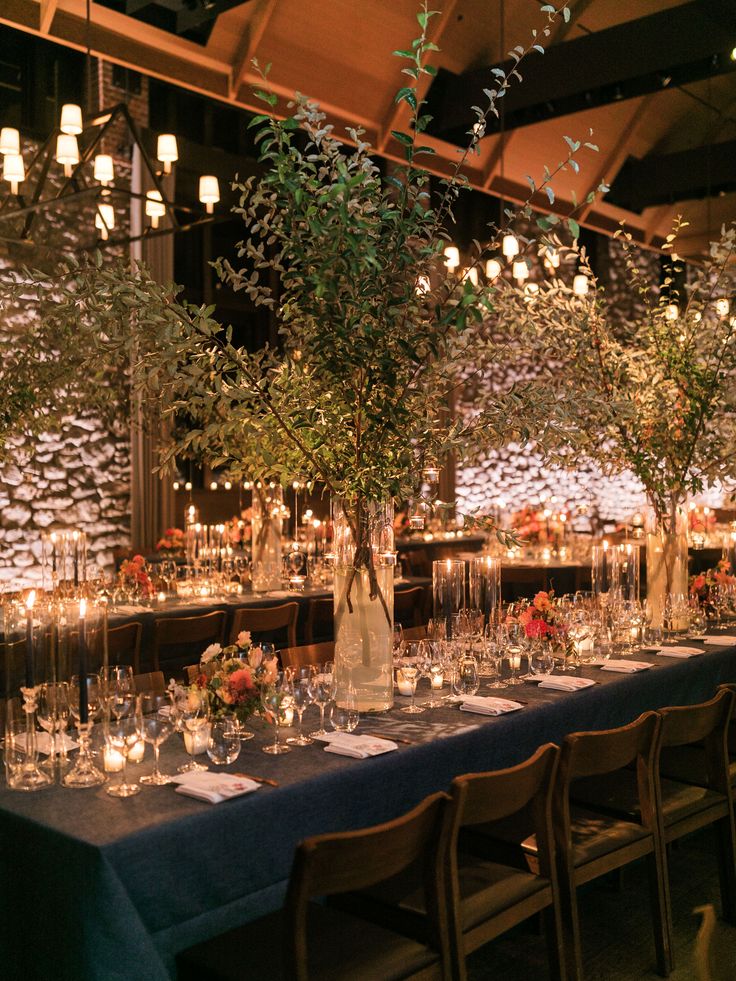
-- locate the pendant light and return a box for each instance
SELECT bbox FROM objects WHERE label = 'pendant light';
[664,303,679,321]
[502,234,519,259]
[462,266,479,286]
[198,175,220,214]
[59,104,83,136]
[716,298,730,318]
[0,127,20,156]
[145,190,166,228]
[443,245,460,271]
[415,275,431,295]
[157,134,178,174]
[512,259,528,282]
[95,202,115,240]
[56,135,79,177]
[93,153,114,185]
[573,273,589,296]
[3,153,24,194]
[485,258,502,280]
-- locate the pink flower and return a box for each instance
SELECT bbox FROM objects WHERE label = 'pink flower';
[692,575,706,592]
[236,630,252,649]
[525,618,550,638]
[228,668,254,698]
[248,646,264,669]
[262,658,278,684]
[533,591,552,612]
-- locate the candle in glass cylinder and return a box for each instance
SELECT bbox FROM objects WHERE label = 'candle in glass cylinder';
[509,653,521,671]
[430,672,444,691]
[78,598,88,725]
[25,590,36,687]
[72,530,80,587]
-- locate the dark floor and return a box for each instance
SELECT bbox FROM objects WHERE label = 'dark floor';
[467,829,736,980]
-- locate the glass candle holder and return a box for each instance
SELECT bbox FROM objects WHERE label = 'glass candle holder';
[614,543,641,602]
[469,556,501,629]
[591,543,620,606]
[433,559,466,638]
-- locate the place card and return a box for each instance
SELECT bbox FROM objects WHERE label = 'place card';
[656,646,704,658]
[538,676,596,692]
[172,771,260,804]
[459,695,524,716]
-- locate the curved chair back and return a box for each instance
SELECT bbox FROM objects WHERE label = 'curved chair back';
[152,611,226,677]
[280,641,335,672]
[230,603,298,649]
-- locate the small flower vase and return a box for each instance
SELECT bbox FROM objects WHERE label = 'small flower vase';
[646,506,688,630]
[332,497,394,712]
[251,483,284,593]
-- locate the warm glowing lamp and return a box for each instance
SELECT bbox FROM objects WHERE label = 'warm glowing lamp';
[198,174,220,214]
[145,190,166,228]
[93,154,114,185]
[0,127,20,156]
[573,273,589,296]
[502,234,519,259]
[60,104,83,136]
[664,302,679,321]
[443,245,460,271]
[716,297,730,318]
[3,153,24,194]
[95,203,115,240]
[157,134,178,174]
[512,259,528,282]
[462,266,479,286]
[485,258,502,280]
[56,134,79,177]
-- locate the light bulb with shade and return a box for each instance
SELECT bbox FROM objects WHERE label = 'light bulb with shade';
[485,258,502,280]
[95,203,115,241]
[157,134,178,174]
[0,127,20,156]
[664,302,679,321]
[543,247,560,270]
[3,153,24,194]
[56,134,79,177]
[198,175,220,214]
[415,275,431,295]
[145,190,166,228]
[716,298,730,318]
[502,234,519,258]
[59,104,83,136]
[512,259,528,282]
[443,245,460,271]
[573,273,589,296]
[93,154,114,185]
[462,266,479,287]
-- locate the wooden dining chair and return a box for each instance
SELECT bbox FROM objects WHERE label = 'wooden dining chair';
[553,712,672,981]
[394,586,426,628]
[106,621,143,673]
[340,744,564,981]
[152,611,226,677]
[304,596,334,644]
[403,625,428,642]
[133,671,166,693]
[177,791,453,981]
[657,683,736,790]
[280,641,335,672]
[230,603,298,649]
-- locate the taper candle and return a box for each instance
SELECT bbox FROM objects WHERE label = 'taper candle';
[25,590,36,688]
[78,598,88,725]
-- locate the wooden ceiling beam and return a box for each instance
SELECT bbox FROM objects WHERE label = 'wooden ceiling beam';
[228,0,278,101]
[39,0,57,34]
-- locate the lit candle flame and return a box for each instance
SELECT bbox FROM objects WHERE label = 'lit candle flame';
[26,590,36,611]
[79,598,86,619]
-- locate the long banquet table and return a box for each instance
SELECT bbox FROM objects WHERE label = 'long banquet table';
[2,639,736,981]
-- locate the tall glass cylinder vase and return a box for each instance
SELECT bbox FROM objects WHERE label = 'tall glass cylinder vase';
[433,559,466,637]
[614,543,641,602]
[332,498,394,713]
[251,484,284,593]
[469,556,501,629]
[646,507,688,629]
[591,543,620,607]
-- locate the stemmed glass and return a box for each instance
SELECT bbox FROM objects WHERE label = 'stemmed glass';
[421,641,446,708]
[175,689,210,773]
[100,665,135,722]
[308,661,335,738]
[138,691,175,785]
[105,700,144,798]
[260,671,294,755]
[63,676,106,788]
[392,623,404,661]
[397,654,424,714]
[452,654,480,698]
[286,667,314,746]
[503,623,526,685]
[37,682,71,772]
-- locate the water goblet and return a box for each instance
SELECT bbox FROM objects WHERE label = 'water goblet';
[105,704,144,797]
[451,654,480,698]
[330,684,359,732]
[397,657,424,714]
[175,689,210,773]
[206,719,241,765]
[286,667,314,746]
[37,682,71,772]
[261,672,294,755]
[503,623,526,686]
[138,691,175,785]
[308,662,335,738]
[99,665,135,722]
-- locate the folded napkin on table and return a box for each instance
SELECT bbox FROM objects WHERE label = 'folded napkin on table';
[703,635,736,646]
[538,676,596,692]
[656,646,704,658]
[599,659,652,673]
[459,695,524,716]
[113,604,150,615]
[319,733,398,759]
[12,731,78,754]
[172,771,260,804]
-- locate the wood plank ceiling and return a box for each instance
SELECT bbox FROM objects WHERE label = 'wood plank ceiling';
[1,0,735,258]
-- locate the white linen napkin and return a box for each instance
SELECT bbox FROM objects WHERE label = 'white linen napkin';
[656,646,704,657]
[459,695,524,716]
[538,676,596,692]
[113,604,150,615]
[12,731,78,754]
[703,635,736,646]
[599,659,652,673]
[265,590,294,599]
[172,771,260,804]
[320,733,398,759]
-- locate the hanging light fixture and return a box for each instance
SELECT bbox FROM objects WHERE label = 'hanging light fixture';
[198,174,220,214]
[502,234,519,259]
[95,202,115,240]
[462,266,479,286]
[59,104,83,136]
[512,259,528,282]
[543,247,560,271]
[664,302,679,321]
[573,273,589,296]
[524,282,539,298]
[93,153,114,185]
[55,134,79,177]
[485,258,502,280]
[415,274,431,294]
[0,127,20,156]
[145,190,166,229]
[716,297,730,318]
[443,245,460,271]
[157,134,178,174]
[3,153,24,194]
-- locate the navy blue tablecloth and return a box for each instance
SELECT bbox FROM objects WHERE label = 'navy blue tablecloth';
[1,640,735,981]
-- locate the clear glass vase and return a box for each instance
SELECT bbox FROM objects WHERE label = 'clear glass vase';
[646,505,688,630]
[332,498,394,713]
[251,483,284,593]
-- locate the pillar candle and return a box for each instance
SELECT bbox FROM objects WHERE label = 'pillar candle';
[78,599,88,725]
[25,590,36,688]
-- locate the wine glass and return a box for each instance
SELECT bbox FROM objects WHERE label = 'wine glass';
[687,599,708,639]
[37,682,71,771]
[68,676,103,729]
[392,623,405,661]
[286,667,314,747]
[175,689,210,773]
[99,665,135,722]
[261,671,294,755]
[206,719,241,765]
[503,623,526,686]
[451,654,480,698]
[330,684,360,732]
[529,639,555,677]
[105,702,144,797]
[482,626,508,690]
[138,691,175,785]
[426,618,446,642]
[308,662,335,738]
[397,655,424,714]
[422,641,446,708]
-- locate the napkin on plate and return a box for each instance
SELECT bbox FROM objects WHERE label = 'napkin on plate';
[459,695,524,716]
[703,635,736,646]
[320,733,397,759]
[599,659,652,673]
[656,646,704,658]
[538,676,596,692]
[172,771,260,804]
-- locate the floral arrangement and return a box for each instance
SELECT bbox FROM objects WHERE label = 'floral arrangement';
[226,508,253,547]
[119,554,154,598]
[689,560,736,613]
[510,507,544,542]
[514,590,568,641]
[156,527,185,553]
[193,630,279,723]
[688,509,716,534]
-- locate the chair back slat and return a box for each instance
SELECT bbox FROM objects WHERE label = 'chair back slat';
[230,603,298,649]
[153,611,226,676]
[106,621,143,673]
[658,688,734,749]
[402,625,428,642]
[304,597,333,644]
[562,711,660,781]
[133,671,166,693]
[280,642,335,671]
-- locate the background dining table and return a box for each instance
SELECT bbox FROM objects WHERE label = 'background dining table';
[1,637,735,981]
